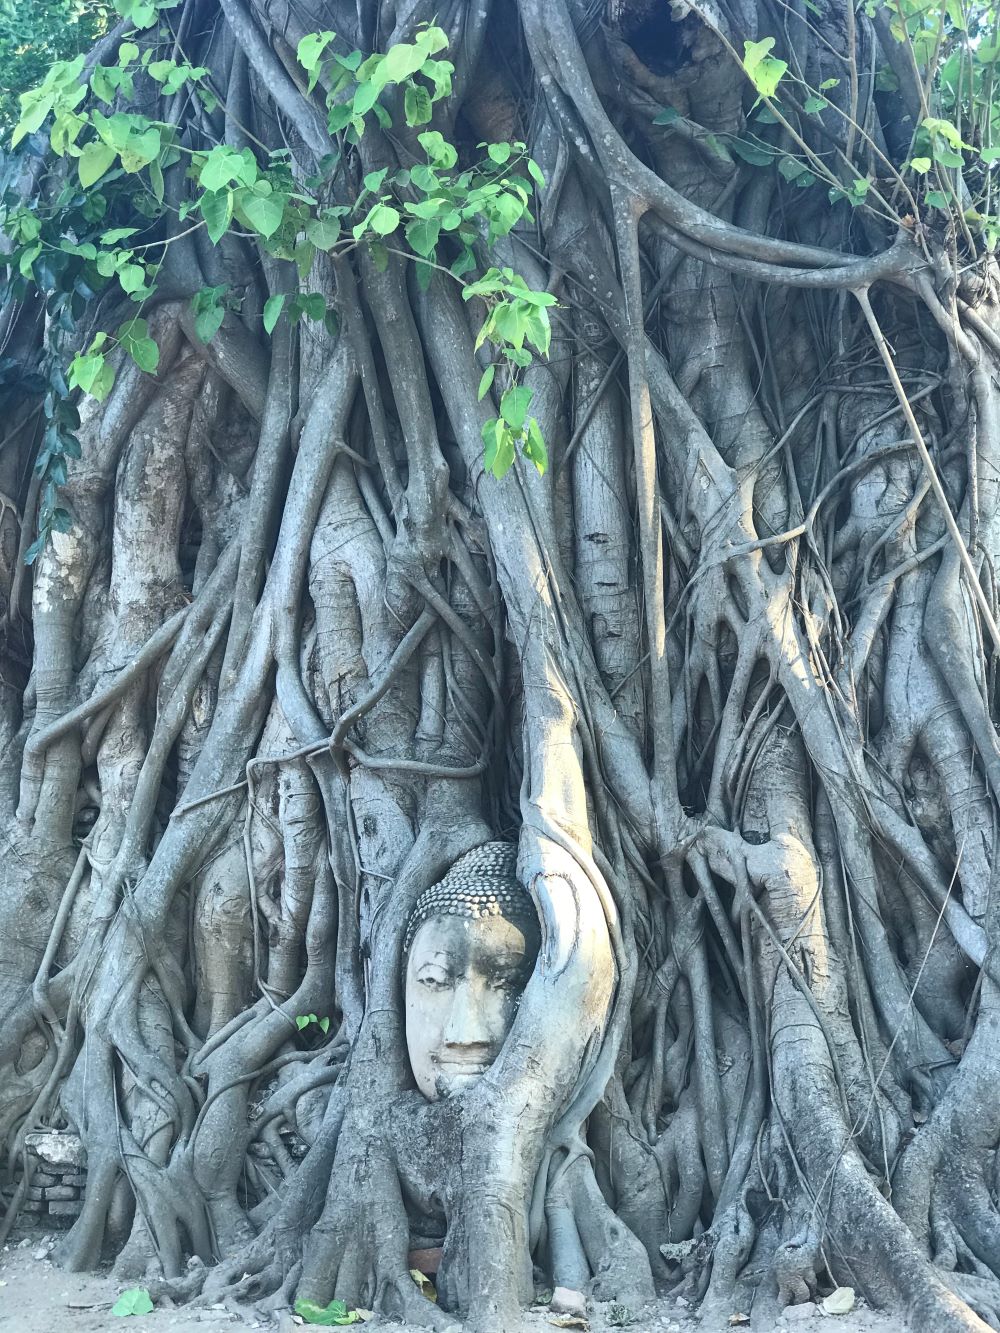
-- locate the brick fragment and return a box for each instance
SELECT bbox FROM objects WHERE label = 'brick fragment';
[43,1185,79,1201]
[48,1200,84,1216]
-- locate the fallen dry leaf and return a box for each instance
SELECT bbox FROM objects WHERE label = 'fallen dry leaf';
[548,1318,588,1329]
[410,1268,437,1302]
[728,1316,751,1326]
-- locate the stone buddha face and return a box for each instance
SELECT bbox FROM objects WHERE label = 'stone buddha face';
[404,843,540,1101]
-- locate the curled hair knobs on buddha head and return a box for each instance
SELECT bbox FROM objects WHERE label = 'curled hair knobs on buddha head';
[403,841,537,953]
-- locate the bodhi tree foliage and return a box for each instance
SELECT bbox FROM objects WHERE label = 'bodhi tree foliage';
[7,0,1000,1328]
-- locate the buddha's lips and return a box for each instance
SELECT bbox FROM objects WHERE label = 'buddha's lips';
[433,1048,496,1073]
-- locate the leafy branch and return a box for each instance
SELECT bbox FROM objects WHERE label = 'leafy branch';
[1,10,557,562]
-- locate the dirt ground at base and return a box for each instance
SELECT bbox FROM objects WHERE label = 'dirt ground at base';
[0,1228,907,1333]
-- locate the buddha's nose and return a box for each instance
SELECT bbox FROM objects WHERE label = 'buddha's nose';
[441,980,489,1046]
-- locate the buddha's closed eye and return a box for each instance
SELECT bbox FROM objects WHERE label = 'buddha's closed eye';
[417,968,452,991]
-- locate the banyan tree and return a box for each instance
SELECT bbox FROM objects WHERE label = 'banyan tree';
[3,0,1000,1328]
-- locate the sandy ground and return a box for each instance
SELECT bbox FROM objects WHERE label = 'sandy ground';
[0,1226,907,1333]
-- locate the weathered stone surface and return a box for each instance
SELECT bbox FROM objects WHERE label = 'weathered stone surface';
[20,1199,44,1212]
[25,1131,85,1168]
[550,1286,587,1318]
[782,1301,818,1322]
[61,1173,88,1187]
[47,1199,84,1216]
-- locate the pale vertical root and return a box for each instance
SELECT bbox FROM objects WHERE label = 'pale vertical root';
[190,836,253,1039]
[613,201,681,828]
[18,312,186,839]
[570,345,643,733]
[562,1152,655,1305]
[588,1077,673,1284]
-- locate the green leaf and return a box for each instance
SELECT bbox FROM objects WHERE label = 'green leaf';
[523,417,548,475]
[241,191,287,239]
[803,95,826,113]
[488,142,512,165]
[728,137,772,165]
[909,156,932,173]
[372,41,426,89]
[194,303,225,343]
[819,77,840,89]
[13,91,55,146]
[149,159,164,203]
[742,37,788,98]
[147,58,174,82]
[201,188,233,244]
[199,145,251,192]
[410,164,439,195]
[127,0,157,29]
[296,293,327,321]
[478,365,495,401]
[307,213,342,249]
[263,294,285,335]
[294,1298,359,1326]
[778,156,809,182]
[418,130,458,169]
[652,106,680,126]
[922,116,966,149]
[117,263,147,294]
[101,227,139,244]
[295,1015,310,1030]
[352,80,380,117]
[500,385,533,431]
[298,30,334,78]
[79,140,117,188]
[405,217,439,258]
[363,167,389,194]
[69,351,113,400]
[926,189,951,209]
[327,102,354,133]
[527,158,545,189]
[405,84,433,127]
[847,177,870,203]
[705,133,733,164]
[422,57,454,101]
[111,1288,155,1317]
[91,65,120,105]
[482,417,515,478]
[319,1016,331,1034]
[503,346,532,368]
[129,337,159,373]
[367,203,400,236]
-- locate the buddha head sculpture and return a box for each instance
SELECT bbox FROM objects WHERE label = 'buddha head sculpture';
[404,842,540,1101]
